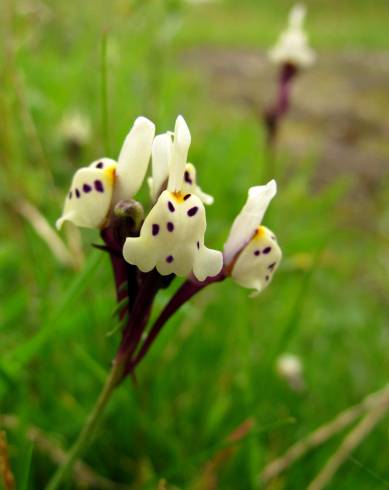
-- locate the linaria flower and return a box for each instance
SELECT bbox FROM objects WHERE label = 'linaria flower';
[269,4,315,69]
[56,117,155,230]
[123,116,223,281]
[223,180,282,296]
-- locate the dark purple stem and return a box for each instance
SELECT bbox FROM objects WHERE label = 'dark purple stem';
[128,270,226,372]
[118,270,163,362]
[101,228,137,318]
[264,63,298,146]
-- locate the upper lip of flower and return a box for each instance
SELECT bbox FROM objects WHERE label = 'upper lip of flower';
[149,125,214,205]
[149,133,172,202]
[167,115,192,193]
[113,116,155,203]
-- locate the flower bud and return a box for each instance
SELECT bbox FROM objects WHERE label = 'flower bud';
[110,199,145,245]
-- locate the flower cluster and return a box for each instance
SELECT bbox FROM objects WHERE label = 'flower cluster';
[57,115,281,376]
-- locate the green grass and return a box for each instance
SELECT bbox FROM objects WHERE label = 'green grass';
[178,0,389,49]
[1,0,388,489]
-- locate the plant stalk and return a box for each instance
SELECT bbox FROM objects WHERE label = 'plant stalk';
[45,359,124,490]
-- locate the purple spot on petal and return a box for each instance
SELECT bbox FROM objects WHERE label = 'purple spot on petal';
[166,255,174,263]
[83,183,92,193]
[268,262,276,271]
[271,235,277,241]
[187,206,198,217]
[68,191,72,199]
[167,222,174,232]
[96,162,104,169]
[184,171,193,184]
[254,250,260,256]
[94,180,104,192]
[152,224,160,236]
[184,194,191,201]
[75,189,80,198]
[263,246,272,254]
[168,201,175,212]
[196,241,200,250]
[265,275,270,281]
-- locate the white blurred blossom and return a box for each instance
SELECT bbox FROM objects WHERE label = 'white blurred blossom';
[58,112,91,149]
[276,353,305,392]
[269,4,315,69]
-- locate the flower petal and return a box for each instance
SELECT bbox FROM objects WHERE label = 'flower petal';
[231,226,282,296]
[183,163,214,205]
[150,133,172,202]
[113,116,155,203]
[123,190,222,281]
[56,159,116,230]
[289,3,306,28]
[193,245,223,281]
[223,180,277,264]
[167,115,191,193]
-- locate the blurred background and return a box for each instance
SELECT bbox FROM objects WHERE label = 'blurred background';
[1,0,388,488]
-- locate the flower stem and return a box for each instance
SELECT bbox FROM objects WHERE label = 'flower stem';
[101,29,110,155]
[130,273,225,372]
[45,359,124,490]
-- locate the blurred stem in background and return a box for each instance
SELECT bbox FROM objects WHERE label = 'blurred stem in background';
[262,63,297,182]
[101,30,110,156]
[261,384,389,486]
[265,63,297,141]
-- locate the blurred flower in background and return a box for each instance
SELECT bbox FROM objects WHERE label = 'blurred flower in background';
[58,111,92,160]
[264,3,316,150]
[276,353,305,392]
[269,3,315,69]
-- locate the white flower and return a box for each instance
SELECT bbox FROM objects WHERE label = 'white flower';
[56,117,155,230]
[224,181,282,297]
[123,115,223,281]
[276,353,305,392]
[148,133,213,205]
[59,111,91,147]
[269,4,315,69]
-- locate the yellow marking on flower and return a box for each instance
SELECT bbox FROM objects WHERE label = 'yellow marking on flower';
[254,226,266,240]
[171,191,186,203]
[104,165,116,185]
